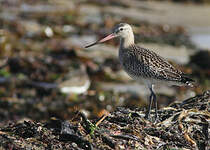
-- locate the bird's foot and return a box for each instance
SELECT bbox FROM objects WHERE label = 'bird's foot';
[144,113,160,123]
[144,112,150,120]
[154,115,160,124]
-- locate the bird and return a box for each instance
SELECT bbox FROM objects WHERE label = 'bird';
[85,23,194,121]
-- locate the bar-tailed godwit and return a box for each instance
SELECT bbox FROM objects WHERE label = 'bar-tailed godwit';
[85,23,194,121]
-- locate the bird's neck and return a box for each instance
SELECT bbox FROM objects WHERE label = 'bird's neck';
[120,33,134,49]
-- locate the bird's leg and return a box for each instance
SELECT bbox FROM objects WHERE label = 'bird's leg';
[145,90,153,119]
[149,86,159,122]
[152,90,158,122]
[145,85,159,122]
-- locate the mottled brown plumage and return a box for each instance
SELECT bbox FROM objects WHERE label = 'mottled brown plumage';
[119,44,193,86]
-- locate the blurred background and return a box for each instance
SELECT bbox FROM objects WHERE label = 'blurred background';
[0,0,209,125]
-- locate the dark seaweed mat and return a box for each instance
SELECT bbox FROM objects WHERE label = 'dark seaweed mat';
[0,90,209,150]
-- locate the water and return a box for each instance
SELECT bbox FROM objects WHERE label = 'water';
[190,34,210,50]
[189,27,210,50]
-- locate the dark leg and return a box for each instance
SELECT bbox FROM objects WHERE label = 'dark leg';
[145,90,153,119]
[152,91,158,121]
[145,85,158,121]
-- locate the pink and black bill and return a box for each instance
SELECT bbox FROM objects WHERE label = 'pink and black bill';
[85,33,116,48]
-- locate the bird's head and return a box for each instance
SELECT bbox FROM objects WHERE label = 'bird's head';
[85,23,133,48]
[112,23,133,38]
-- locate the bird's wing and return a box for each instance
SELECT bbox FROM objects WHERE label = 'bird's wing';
[132,45,183,82]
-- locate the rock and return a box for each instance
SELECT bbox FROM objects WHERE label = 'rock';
[20,21,43,37]
[0,91,209,149]
[190,33,210,50]
[190,50,210,70]
[57,63,91,94]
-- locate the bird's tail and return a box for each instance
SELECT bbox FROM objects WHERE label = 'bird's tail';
[181,75,195,87]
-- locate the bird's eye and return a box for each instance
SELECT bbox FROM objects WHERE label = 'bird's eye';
[120,28,123,31]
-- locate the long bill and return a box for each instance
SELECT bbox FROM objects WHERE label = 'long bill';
[85,33,116,48]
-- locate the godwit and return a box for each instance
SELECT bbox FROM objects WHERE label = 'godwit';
[85,23,194,121]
